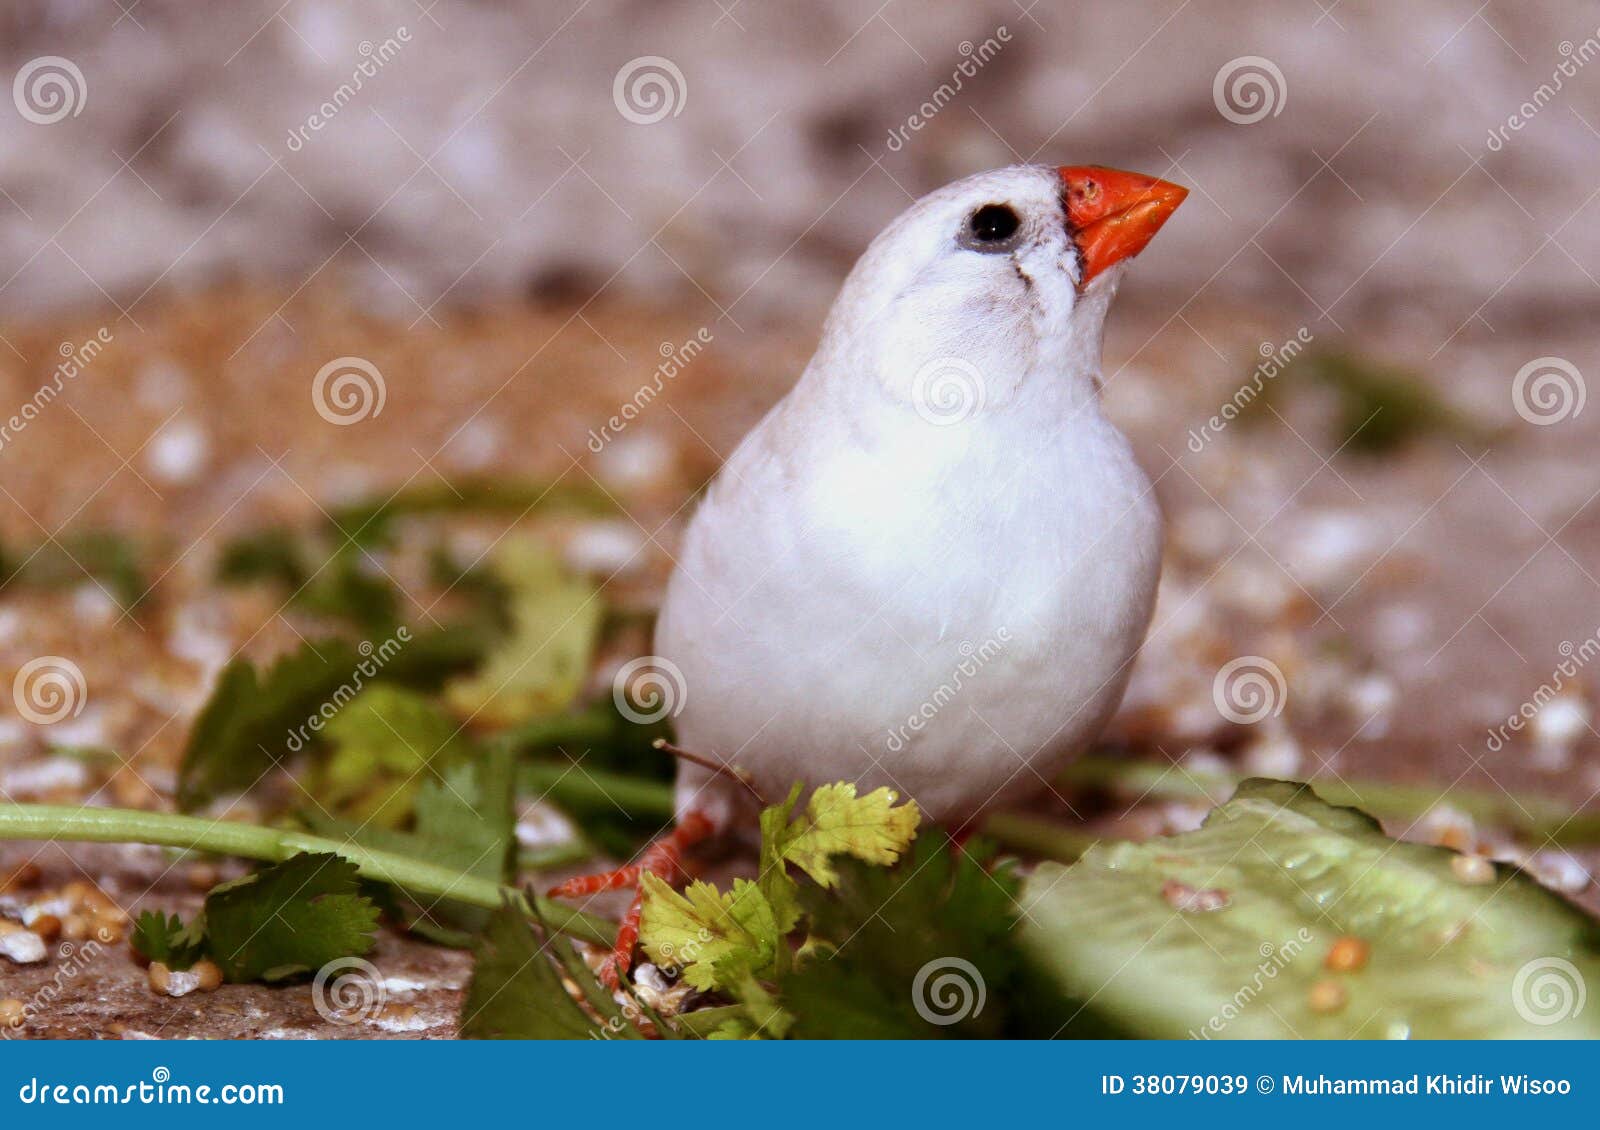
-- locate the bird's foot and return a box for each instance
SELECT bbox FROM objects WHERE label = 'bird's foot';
[547,811,715,988]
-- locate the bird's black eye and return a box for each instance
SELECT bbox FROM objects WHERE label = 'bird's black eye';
[959,203,1022,252]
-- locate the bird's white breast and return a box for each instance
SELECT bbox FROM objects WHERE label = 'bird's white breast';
[656,396,1162,829]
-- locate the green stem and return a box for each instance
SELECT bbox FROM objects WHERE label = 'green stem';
[1060,757,1600,846]
[520,762,676,818]
[982,811,1099,862]
[496,706,619,753]
[0,804,615,946]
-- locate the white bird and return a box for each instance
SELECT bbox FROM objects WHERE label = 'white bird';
[660,163,1185,827]
[555,164,1186,980]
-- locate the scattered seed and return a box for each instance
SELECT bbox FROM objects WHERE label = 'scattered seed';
[28,914,61,941]
[1,863,42,892]
[0,927,47,965]
[0,999,24,1028]
[193,960,223,992]
[147,962,171,994]
[379,1003,418,1025]
[186,864,220,892]
[1161,878,1230,912]
[1451,854,1495,885]
[62,914,91,941]
[1324,935,1370,973]
[1308,979,1348,1014]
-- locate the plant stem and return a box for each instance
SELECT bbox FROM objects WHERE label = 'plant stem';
[981,811,1099,862]
[0,804,615,945]
[519,762,676,817]
[496,706,618,753]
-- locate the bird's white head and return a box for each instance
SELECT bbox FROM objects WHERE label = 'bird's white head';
[809,164,1186,422]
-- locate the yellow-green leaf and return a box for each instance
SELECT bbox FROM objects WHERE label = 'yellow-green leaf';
[771,782,919,889]
[639,873,777,991]
[316,685,468,827]
[444,538,601,727]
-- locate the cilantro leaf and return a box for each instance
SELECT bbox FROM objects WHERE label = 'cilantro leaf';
[315,686,471,827]
[639,874,778,991]
[202,852,379,983]
[443,538,601,727]
[130,910,205,970]
[757,781,919,934]
[768,782,919,889]
[780,837,1057,1038]
[641,781,919,993]
[300,746,516,943]
[177,630,485,811]
[178,643,362,809]
[461,904,640,1040]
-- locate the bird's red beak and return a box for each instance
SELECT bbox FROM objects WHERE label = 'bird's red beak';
[1058,166,1188,285]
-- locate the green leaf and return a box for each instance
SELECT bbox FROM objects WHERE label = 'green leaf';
[639,874,778,991]
[177,629,486,811]
[757,784,806,934]
[767,781,919,890]
[301,743,516,943]
[0,529,147,610]
[1020,778,1600,1039]
[295,553,402,634]
[781,836,1039,1038]
[202,852,379,983]
[178,643,362,809]
[461,904,638,1040]
[216,528,308,589]
[130,910,205,970]
[444,538,602,727]
[329,479,616,551]
[641,781,920,995]
[705,974,794,1040]
[314,686,470,827]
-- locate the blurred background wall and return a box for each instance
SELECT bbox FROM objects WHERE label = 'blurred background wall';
[2,0,1597,341]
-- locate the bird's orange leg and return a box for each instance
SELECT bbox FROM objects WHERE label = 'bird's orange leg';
[547,811,715,988]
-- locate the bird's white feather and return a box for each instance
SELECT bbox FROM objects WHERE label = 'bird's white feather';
[657,166,1163,829]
